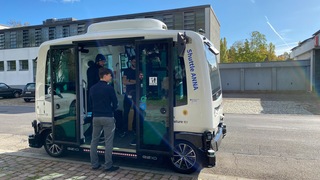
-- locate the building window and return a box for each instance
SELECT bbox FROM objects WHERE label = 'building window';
[77,24,86,34]
[0,33,4,49]
[70,25,77,36]
[63,25,70,37]
[184,12,195,30]
[23,30,29,47]
[19,60,29,71]
[163,14,174,29]
[0,61,4,71]
[56,27,63,39]
[35,28,42,46]
[10,31,17,48]
[7,60,16,71]
[49,27,55,40]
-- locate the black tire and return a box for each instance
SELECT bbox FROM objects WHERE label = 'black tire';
[170,140,200,174]
[44,132,66,157]
[13,92,20,98]
[24,98,31,102]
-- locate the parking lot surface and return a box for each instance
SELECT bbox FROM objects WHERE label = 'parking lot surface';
[0,92,319,179]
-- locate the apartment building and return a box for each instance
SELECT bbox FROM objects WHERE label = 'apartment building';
[0,5,220,87]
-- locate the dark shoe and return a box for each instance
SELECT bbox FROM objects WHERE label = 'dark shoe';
[130,139,136,146]
[92,164,101,170]
[119,131,126,138]
[105,166,119,172]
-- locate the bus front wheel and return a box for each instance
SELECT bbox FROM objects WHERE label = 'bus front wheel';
[44,132,66,157]
[170,140,200,174]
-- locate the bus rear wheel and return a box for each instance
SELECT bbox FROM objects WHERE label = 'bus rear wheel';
[170,140,200,174]
[44,132,66,157]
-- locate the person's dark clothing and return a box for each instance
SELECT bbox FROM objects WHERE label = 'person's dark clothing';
[87,64,102,91]
[122,67,137,133]
[89,81,118,117]
[87,64,103,113]
[123,68,136,95]
[123,95,136,132]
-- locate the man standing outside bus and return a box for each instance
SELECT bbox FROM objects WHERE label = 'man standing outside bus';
[85,54,106,138]
[89,67,119,172]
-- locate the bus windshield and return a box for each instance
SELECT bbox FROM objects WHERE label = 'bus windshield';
[204,42,221,99]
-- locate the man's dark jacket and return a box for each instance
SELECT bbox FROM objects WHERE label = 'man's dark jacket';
[89,81,118,117]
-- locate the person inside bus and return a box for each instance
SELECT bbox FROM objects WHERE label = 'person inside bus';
[120,56,138,145]
[89,67,119,172]
[87,54,106,93]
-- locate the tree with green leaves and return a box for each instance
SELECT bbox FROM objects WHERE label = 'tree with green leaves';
[220,37,229,63]
[220,31,285,63]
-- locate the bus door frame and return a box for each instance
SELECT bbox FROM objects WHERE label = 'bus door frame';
[50,44,81,146]
[135,38,174,156]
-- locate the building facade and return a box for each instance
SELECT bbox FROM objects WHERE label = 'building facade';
[0,5,220,87]
[291,30,320,94]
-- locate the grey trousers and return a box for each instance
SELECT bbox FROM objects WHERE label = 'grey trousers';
[90,116,115,169]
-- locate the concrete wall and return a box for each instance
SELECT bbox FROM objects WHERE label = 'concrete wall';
[219,60,310,92]
[206,7,220,62]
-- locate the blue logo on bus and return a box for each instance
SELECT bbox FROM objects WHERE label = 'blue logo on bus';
[187,49,198,91]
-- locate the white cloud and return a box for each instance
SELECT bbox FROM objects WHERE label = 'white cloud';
[265,16,291,49]
[275,42,298,55]
[275,46,292,55]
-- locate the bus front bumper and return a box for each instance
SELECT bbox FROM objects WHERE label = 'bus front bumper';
[28,120,43,148]
[204,123,227,167]
[28,134,42,148]
[211,123,227,151]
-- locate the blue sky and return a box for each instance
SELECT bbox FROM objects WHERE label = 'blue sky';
[1,0,319,55]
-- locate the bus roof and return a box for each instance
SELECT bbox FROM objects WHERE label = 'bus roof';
[87,18,167,33]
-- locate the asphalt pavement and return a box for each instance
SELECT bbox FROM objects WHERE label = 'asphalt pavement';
[0,92,319,179]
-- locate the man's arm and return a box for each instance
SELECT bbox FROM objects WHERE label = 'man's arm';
[122,69,136,85]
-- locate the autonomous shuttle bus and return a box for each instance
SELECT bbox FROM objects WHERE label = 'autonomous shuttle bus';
[28,19,226,174]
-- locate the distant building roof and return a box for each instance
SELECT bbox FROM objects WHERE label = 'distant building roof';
[291,37,313,51]
[42,18,77,25]
[313,30,320,36]
[291,29,320,51]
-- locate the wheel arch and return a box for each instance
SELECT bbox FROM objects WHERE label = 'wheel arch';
[174,132,203,149]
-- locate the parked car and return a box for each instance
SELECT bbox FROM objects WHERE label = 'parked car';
[21,83,35,102]
[0,82,23,98]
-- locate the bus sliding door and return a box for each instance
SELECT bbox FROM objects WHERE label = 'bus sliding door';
[135,39,174,156]
[49,45,80,145]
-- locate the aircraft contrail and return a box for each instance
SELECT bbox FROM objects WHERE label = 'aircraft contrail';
[265,16,290,49]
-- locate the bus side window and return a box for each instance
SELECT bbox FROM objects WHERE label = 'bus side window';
[174,56,187,106]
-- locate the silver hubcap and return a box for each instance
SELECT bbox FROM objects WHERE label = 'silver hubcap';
[46,133,63,155]
[171,143,197,170]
